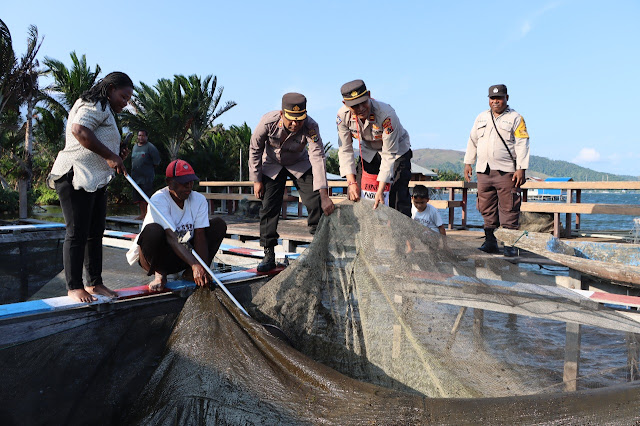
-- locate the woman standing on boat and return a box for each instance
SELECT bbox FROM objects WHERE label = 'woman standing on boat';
[47,72,134,303]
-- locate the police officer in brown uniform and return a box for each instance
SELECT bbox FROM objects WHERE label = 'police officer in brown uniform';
[464,84,530,256]
[336,79,412,216]
[249,93,334,271]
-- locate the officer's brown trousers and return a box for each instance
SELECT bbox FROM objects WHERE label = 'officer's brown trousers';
[476,169,521,230]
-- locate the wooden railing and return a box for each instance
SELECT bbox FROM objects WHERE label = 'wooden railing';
[519,181,640,237]
[199,180,474,229]
[199,180,640,236]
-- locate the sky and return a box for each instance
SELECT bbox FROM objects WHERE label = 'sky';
[3,0,640,176]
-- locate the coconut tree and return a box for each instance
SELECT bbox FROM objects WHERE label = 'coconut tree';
[122,78,193,161]
[122,74,236,161]
[178,74,236,146]
[43,52,101,114]
[0,20,47,217]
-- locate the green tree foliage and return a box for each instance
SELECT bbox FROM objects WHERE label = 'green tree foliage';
[43,51,100,114]
[121,74,236,161]
[435,169,463,181]
[178,74,236,146]
[183,123,251,182]
[0,20,49,216]
[323,143,340,175]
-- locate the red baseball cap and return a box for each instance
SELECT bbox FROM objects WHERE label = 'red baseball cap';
[166,159,199,184]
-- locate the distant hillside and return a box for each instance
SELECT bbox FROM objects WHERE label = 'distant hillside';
[413,148,639,181]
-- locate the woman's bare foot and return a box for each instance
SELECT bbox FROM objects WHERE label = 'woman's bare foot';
[68,288,97,303]
[148,272,167,291]
[86,284,118,299]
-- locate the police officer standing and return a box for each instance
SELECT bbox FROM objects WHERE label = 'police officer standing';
[463,84,530,256]
[249,93,335,272]
[336,79,412,216]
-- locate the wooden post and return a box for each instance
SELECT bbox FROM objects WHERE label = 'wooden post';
[565,188,573,237]
[575,189,582,230]
[448,188,455,230]
[451,307,467,335]
[627,333,640,381]
[563,322,581,391]
[461,188,468,229]
[473,308,484,338]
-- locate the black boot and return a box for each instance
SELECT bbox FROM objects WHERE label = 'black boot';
[479,228,499,253]
[257,247,276,272]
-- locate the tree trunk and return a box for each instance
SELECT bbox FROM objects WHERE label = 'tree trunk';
[19,96,35,219]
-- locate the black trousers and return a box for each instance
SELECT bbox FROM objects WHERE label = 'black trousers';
[137,218,227,276]
[357,149,412,217]
[259,168,321,248]
[55,170,107,290]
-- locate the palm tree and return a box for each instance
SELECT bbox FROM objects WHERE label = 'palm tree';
[0,20,47,217]
[122,78,193,161]
[122,74,236,161]
[178,74,236,146]
[43,52,101,114]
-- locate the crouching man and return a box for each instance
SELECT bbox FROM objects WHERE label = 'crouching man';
[126,159,227,290]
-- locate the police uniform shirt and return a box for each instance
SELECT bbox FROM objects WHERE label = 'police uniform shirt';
[249,111,328,191]
[464,107,530,173]
[336,99,411,184]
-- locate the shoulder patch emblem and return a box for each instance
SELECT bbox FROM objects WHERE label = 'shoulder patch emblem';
[382,117,394,134]
[514,118,529,138]
[336,115,342,125]
[308,127,319,142]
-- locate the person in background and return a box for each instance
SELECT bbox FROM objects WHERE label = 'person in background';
[463,84,529,256]
[411,184,446,235]
[47,72,134,303]
[131,129,161,219]
[126,159,227,291]
[249,92,334,272]
[336,79,412,215]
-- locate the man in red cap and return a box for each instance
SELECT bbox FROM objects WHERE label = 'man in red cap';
[126,159,227,290]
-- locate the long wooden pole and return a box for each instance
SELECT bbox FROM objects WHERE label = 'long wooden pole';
[125,174,249,316]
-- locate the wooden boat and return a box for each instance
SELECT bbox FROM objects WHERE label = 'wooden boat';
[0,263,285,425]
[495,228,640,286]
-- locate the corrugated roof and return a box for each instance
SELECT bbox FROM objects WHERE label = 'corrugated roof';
[544,177,573,182]
[410,163,437,177]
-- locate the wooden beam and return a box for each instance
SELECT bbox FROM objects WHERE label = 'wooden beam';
[627,333,640,381]
[564,322,581,391]
[521,202,640,215]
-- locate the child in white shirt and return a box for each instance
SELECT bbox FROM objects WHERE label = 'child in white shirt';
[411,184,446,236]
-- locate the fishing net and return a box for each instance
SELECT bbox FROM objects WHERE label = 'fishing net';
[129,202,640,425]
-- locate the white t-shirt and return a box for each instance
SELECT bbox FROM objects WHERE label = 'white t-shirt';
[126,187,209,265]
[411,204,443,233]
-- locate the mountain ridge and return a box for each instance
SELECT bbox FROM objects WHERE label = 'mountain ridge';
[412,148,638,181]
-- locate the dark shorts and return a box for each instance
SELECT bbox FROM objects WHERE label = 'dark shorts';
[132,180,153,203]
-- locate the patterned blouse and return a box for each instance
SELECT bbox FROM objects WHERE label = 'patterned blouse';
[48,98,120,192]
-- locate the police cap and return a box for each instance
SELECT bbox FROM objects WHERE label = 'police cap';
[488,84,508,98]
[282,93,307,121]
[341,79,370,107]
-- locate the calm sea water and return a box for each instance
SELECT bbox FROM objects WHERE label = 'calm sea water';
[437,190,640,232]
